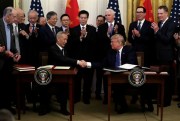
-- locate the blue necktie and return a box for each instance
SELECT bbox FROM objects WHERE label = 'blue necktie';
[115,51,121,67]
[137,21,141,31]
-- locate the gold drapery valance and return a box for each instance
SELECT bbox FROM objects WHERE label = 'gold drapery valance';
[127,0,173,26]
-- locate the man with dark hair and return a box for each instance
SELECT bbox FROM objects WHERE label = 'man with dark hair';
[128,6,155,110]
[59,14,73,57]
[96,15,105,28]
[71,10,97,104]
[128,6,155,67]
[151,5,176,106]
[94,15,105,100]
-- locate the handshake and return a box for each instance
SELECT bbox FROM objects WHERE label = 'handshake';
[77,60,88,68]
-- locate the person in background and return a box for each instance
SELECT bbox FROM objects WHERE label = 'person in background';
[0,6,21,114]
[40,11,61,52]
[38,17,46,26]
[151,5,176,107]
[71,10,97,104]
[94,14,105,100]
[128,6,155,67]
[59,14,73,57]
[128,6,155,109]
[173,22,180,104]
[15,8,25,24]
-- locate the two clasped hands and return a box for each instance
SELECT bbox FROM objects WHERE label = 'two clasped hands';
[77,60,89,68]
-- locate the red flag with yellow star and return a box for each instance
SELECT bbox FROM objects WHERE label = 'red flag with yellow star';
[65,0,79,28]
[140,0,154,22]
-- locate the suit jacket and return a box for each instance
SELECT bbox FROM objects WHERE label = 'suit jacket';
[128,20,155,66]
[128,20,154,51]
[59,26,74,57]
[40,24,61,52]
[155,18,176,64]
[0,18,17,71]
[48,44,77,66]
[71,24,96,61]
[97,22,126,61]
[103,45,137,68]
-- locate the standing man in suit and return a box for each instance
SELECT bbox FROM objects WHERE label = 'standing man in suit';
[19,10,41,67]
[97,9,126,104]
[95,15,105,100]
[128,6,155,67]
[103,34,137,114]
[151,5,176,106]
[0,7,21,113]
[59,14,73,57]
[128,6,155,107]
[174,27,180,106]
[40,11,61,52]
[71,10,97,104]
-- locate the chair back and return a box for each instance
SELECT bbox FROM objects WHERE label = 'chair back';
[136,52,144,66]
[39,52,48,66]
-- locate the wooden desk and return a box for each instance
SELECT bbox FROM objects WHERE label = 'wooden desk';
[105,71,168,121]
[15,69,77,121]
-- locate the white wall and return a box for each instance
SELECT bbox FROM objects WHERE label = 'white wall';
[22,0,127,30]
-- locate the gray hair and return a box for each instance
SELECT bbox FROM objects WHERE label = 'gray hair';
[105,9,115,16]
[28,10,38,17]
[3,7,14,17]
[0,109,15,121]
[56,31,68,40]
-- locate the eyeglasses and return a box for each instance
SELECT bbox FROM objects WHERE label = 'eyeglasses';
[136,11,144,13]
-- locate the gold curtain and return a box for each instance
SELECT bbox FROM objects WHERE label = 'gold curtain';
[127,0,173,27]
[13,0,22,8]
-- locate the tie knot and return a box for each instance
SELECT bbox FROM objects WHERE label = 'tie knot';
[82,26,85,30]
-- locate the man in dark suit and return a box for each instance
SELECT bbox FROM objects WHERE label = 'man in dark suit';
[94,15,105,100]
[40,11,61,52]
[128,6,155,67]
[104,34,137,114]
[128,6,155,108]
[174,27,180,106]
[59,14,73,57]
[19,10,41,67]
[71,10,97,104]
[96,8,126,104]
[151,5,176,106]
[39,31,86,116]
[0,7,21,113]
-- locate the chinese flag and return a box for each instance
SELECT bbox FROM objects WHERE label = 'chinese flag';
[140,0,154,22]
[65,0,79,28]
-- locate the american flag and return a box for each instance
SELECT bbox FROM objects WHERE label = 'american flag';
[30,0,44,17]
[107,0,121,24]
[170,0,180,25]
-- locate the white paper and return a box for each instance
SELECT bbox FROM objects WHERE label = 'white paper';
[119,64,138,70]
[37,65,54,69]
[54,66,70,69]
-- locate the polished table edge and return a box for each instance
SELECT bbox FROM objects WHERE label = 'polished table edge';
[15,68,77,121]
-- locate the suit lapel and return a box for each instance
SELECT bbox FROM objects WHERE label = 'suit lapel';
[0,19,7,47]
